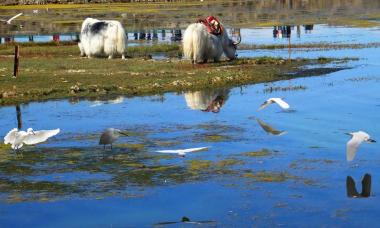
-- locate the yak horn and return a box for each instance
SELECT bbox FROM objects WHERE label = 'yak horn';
[233,34,241,45]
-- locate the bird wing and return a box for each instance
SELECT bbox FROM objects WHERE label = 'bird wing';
[258,100,274,110]
[23,128,60,145]
[272,98,290,109]
[346,135,363,161]
[155,147,208,154]
[6,13,23,23]
[4,128,18,144]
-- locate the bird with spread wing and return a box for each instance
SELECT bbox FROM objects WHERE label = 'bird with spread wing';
[4,128,60,150]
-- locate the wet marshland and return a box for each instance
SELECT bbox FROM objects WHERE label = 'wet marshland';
[1,1,380,226]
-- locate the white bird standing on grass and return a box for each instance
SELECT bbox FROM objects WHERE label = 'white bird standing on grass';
[99,128,128,149]
[258,98,290,111]
[346,131,376,162]
[155,147,209,157]
[4,128,60,150]
[0,13,23,25]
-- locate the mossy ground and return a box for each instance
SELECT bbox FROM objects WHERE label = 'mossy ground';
[0,42,346,106]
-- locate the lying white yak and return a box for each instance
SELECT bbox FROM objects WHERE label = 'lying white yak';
[183,18,241,63]
[78,18,127,59]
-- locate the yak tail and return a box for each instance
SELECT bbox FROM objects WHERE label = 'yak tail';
[116,22,127,55]
[183,25,194,61]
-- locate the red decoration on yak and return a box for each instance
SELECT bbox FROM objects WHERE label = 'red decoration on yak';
[196,16,224,36]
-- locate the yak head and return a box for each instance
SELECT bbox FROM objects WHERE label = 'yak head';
[222,33,241,60]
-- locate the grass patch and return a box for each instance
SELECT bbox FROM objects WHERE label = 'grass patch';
[0,43,347,105]
[263,85,307,93]
[215,159,243,168]
[241,149,272,157]
[117,143,145,151]
[202,135,230,142]
[239,42,380,50]
[187,160,212,171]
[242,171,295,182]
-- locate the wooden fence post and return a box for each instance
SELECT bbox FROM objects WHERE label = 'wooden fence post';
[13,45,19,78]
[16,105,22,130]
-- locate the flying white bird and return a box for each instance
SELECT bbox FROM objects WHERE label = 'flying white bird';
[0,13,23,25]
[155,147,209,156]
[99,128,128,149]
[346,131,376,162]
[258,98,290,111]
[4,127,60,150]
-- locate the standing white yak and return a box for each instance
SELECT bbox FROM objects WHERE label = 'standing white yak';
[182,17,241,63]
[78,18,127,59]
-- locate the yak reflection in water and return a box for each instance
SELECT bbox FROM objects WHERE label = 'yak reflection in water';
[346,173,371,198]
[184,89,229,113]
[89,96,124,107]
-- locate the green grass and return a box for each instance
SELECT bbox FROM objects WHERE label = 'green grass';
[0,43,347,105]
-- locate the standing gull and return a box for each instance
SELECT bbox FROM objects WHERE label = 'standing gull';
[346,131,376,161]
[99,128,128,149]
[4,127,60,150]
[258,98,290,111]
[0,13,23,25]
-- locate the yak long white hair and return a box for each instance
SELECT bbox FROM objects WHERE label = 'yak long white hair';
[182,22,239,63]
[78,18,127,59]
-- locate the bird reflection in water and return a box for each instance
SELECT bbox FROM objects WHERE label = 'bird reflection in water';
[346,173,371,198]
[153,216,217,227]
[256,118,287,136]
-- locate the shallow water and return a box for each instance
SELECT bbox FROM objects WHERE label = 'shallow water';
[1,12,380,228]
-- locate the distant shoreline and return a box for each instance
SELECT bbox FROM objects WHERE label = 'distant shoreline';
[1,0,187,6]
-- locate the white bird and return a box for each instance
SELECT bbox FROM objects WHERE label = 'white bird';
[258,97,290,111]
[346,131,376,162]
[0,13,23,25]
[155,147,209,156]
[4,127,60,150]
[99,128,128,149]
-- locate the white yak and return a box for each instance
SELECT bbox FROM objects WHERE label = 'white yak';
[78,18,127,59]
[182,20,241,63]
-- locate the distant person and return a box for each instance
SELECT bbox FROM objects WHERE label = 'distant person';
[153,30,158,39]
[273,26,278,38]
[161,29,166,40]
[304,24,314,34]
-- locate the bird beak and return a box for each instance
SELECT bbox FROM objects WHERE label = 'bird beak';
[32,130,36,135]
[367,139,376,143]
[344,133,351,136]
